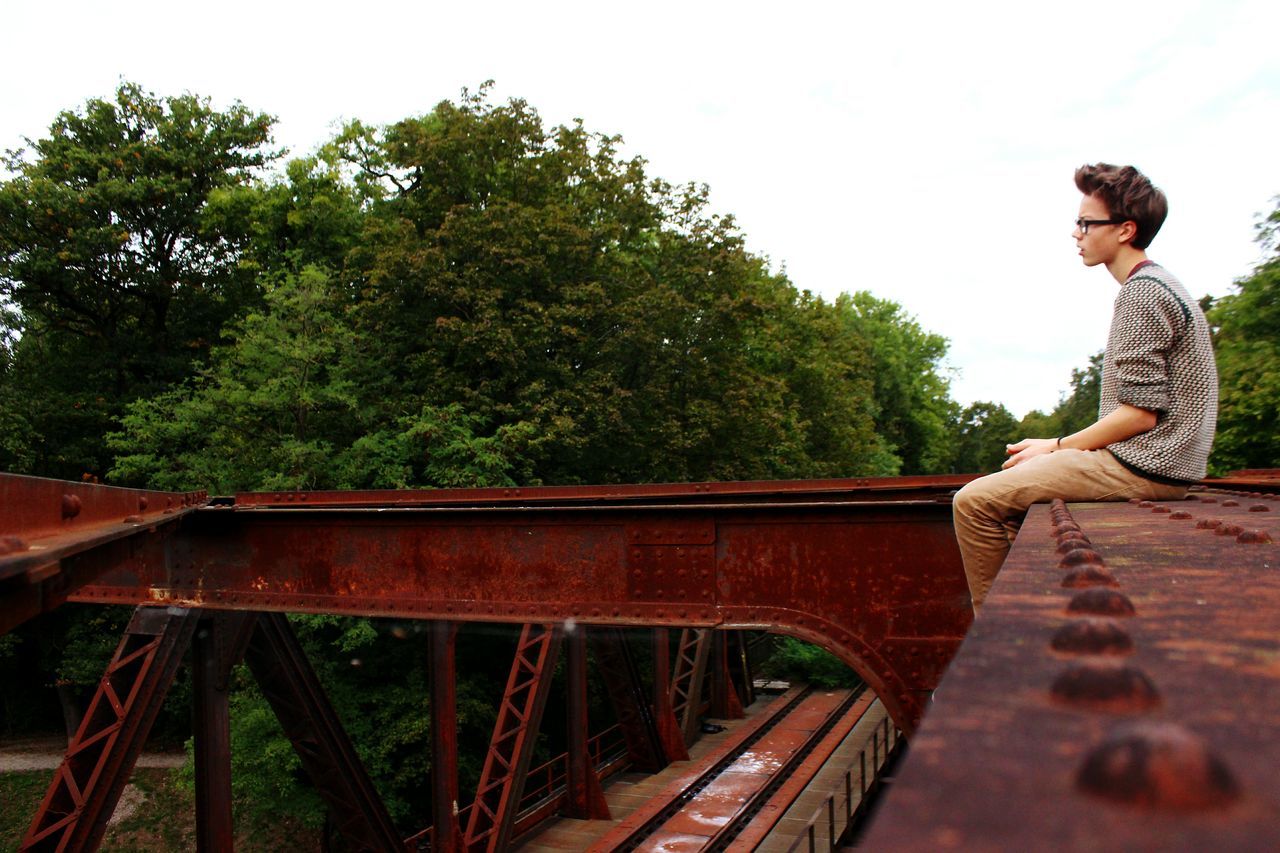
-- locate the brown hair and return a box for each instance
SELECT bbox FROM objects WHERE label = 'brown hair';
[1074,163,1168,249]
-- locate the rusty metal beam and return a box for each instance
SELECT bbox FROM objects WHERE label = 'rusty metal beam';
[0,474,203,636]
[242,613,402,852]
[861,495,1280,849]
[22,606,200,853]
[66,489,970,732]
[463,623,562,852]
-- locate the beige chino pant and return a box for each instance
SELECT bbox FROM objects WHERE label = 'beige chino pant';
[952,449,1187,608]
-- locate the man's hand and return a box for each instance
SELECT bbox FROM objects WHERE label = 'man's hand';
[1001,437,1057,469]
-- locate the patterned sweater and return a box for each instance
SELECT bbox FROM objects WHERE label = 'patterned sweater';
[1100,262,1218,483]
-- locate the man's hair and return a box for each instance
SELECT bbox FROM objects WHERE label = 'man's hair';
[1074,163,1168,249]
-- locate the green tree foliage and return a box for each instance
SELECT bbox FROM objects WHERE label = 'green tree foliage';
[1207,199,1280,472]
[833,292,955,474]
[108,85,944,490]
[951,401,1020,473]
[0,82,276,477]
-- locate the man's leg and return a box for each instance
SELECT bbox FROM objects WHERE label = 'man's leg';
[953,450,1185,608]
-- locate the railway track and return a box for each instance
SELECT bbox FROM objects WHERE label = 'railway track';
[585,683,871,851]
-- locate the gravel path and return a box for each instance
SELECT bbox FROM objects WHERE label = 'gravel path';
[0,737,186,772]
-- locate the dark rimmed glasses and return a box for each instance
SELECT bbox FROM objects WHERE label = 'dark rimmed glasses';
[1075,217,1128,235]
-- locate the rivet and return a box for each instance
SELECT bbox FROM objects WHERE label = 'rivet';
[1067,589,1136,617]
[1052,523,1082,538]
[124,515,143,524]
[138,497,149,511]
[1138,501,1154,509]
[1248,504,1270,513]
[1198,496,1218,504]
[1076,721,1240,810]
[1060,548,1105,569]
[1237,529,1273,544]
[1128,498,1142,505]
[1214,524,1244,537]
[1169,511,1192,520]
[1057,538,1094,555]
[1062,566,1120,588]
[1051,619,1134,655]
[1221,500,1239,507]
[1151,505,1171,514]
[1050,662,1161,712]
[1195,518,1222,530]
[61,494,82,519]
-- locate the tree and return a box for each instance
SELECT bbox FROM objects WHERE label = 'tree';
[1207,198,1280,472]
[0,82,277,477]
[831,292,955,474]
[952,401,1020,473]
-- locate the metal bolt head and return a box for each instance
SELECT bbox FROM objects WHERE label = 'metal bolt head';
[1051,619,1134,656]
[1067,589,1136,617]
[61,494,82,519]
[1168,510,1192,520]
[1195,518,1222,530]
[1076,721,1240,810]
[1151,505,1172,514]
[1214,524,1245,537]
[1059,548,1105,569]
[1237,529,1273,544]
[1050,662,1161,712]
[1221,500,1240,507]
[1248,504,1270,512]
[1061,565,1120,589]
[1056,537,1093,555]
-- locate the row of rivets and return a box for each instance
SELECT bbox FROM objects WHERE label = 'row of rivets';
[1047,499,1239,810]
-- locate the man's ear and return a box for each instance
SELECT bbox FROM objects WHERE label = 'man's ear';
[1117,219,1138,245]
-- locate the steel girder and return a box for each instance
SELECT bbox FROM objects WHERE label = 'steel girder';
[4,473,975,732]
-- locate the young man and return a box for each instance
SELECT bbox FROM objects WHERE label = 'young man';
[953,163,1218,608]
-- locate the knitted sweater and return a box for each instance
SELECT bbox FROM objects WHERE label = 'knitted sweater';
[1100,262,1218,483]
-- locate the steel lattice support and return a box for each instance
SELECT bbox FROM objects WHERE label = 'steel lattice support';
[242,612,402,852]
[670,628,712,745]
[592,628,668,772]
[463,623,563,852]
[22,606,200,853]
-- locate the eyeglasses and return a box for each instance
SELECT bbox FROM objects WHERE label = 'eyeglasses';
[1075,217,1128,235]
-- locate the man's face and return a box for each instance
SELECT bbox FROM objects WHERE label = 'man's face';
[1073,194,1123,268]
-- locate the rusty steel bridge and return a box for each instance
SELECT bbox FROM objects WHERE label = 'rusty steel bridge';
[1,470,1277,851]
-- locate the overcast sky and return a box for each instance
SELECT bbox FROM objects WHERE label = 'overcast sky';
[4,0,1277,418]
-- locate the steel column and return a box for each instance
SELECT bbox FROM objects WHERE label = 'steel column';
[429,620,463,852]
[192,612,252,853]
[463,623,562,852]
[242,613,402,852]
[710,630,744,719]
[22,606,200,853]
[564,628,610,820]
[650,628,689,762]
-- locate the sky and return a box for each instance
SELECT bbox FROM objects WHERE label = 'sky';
[3,0,1278,418]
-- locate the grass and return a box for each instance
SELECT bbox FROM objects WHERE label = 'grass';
[1,766,319,852]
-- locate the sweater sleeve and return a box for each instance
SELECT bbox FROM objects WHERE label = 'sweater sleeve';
[1108,281,1184,413]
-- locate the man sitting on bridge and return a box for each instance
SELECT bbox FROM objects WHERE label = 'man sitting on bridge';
[953,163,1218,608]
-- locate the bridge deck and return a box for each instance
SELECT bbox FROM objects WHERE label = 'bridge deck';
[861,489,1280,851]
